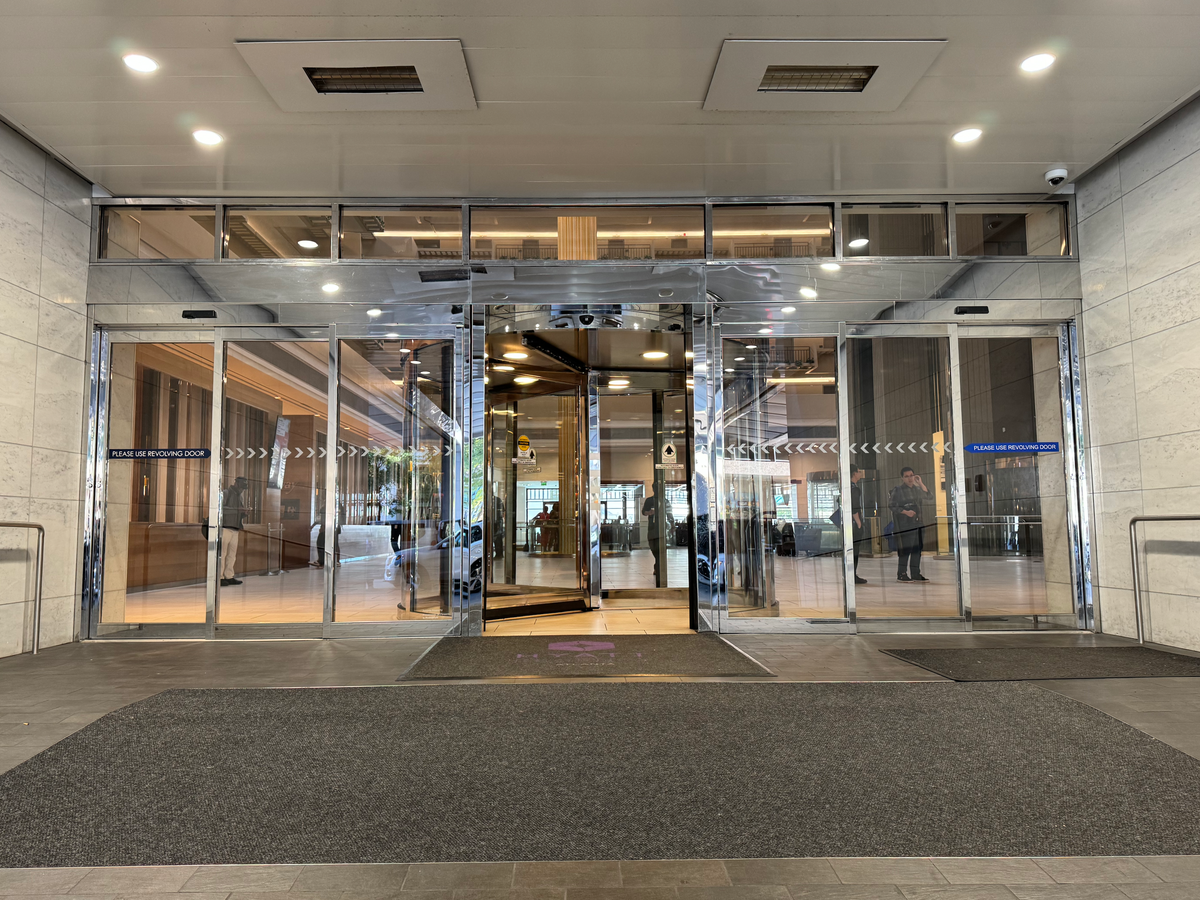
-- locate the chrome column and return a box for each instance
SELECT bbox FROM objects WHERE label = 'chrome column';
[947,324,973,628]
[837,324,857,626]
[1061,323,1095,631]
[464,304,487,635]
[691,300,716,632]
[81,328,109,639]
[323,326,339,629]
[585,370,602,609]
[709,306,728,629]
[206,331,227,635]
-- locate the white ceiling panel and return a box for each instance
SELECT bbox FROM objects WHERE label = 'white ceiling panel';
[1,3,1198,197]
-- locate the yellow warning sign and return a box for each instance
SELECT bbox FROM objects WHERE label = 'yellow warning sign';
[517,435,530,453]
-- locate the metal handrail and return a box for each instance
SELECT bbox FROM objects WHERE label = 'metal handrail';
[0,522,46,654]
[1129,515,1200,644]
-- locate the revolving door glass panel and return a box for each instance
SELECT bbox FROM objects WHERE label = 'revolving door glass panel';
[720,336,845,619]
[334,337,456,622]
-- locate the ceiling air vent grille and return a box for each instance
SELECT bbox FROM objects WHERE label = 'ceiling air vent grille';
[303,65,423,94]
[758,65,877,93]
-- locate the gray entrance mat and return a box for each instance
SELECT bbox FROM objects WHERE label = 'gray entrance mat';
[399,633,773,679]
[4,682,1200,864]
[882,646,1200,680]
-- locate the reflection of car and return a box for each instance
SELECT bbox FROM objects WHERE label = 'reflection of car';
[386,524,484,595]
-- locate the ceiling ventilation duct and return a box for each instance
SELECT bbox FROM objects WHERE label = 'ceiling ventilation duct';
[304,65,423,94]
[757,65,877,93]
[237,40,476,111]
[704,40,945,111]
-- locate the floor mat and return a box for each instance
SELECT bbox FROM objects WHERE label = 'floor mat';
[399,633,772,679]
[3,682,1200,864]
[882,646,1200,680]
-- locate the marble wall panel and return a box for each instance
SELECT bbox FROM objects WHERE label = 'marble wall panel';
[1078,94,1200,650]
[0,122,89,658]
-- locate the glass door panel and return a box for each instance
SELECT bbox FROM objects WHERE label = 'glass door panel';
[486,382,587,618]
[847,334,960,619]
[217,340,329,624]
[334,337,455,622]
[101,343,214,625]
[959,336,1075,629]
[720,336,845,619]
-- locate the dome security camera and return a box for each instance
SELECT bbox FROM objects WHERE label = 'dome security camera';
[1045,168,1069,187]
[578,314,595,326]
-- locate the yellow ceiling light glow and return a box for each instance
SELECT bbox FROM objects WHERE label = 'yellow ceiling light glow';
[494,364,515,372]
[123,54,158,72]
[767,376,837,385]
[513,375,538,385]
[953,127,983,143]
[1020,53,1056,72]
[502,351,528,360]
[192,129,223,146]
[820,262,841,271]
[642,350,669,360]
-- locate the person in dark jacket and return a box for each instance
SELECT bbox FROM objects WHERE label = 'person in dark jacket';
[220,476,248,586]
[850,464,867,585]
[889,466,930,583]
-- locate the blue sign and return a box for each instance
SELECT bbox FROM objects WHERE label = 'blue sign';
[109,448,211,459]
[965,442,1059,453]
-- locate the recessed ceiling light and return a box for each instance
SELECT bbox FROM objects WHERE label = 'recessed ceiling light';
[674,408,683,413]
[420,371,431,376]
[123,54,158,73]
[685,351,694,359]
[953,127,983,143]
[608,379,630,388]
[643,350,669,360]
[820,262,841,271]
[322,283,340,293]
[734,357,746,362]
[502,351,528,360]
[724,368,735,373]
[799,287,818,299]
[192,129,223,146]
[743,344,756,349]
[398,347,410,352]
[297,239,319,250]
[1020,53,1056,73]
[781,306,796,313]
[385,332,400,338]
[758,328,773,334]
[495,364,515,372]
[848,238,870,249]
[367,308,382,317]
[514,375,538,385]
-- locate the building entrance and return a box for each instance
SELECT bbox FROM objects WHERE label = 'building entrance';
[482,305,694,629]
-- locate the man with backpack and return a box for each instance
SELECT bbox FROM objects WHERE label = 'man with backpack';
[220,476,248,587]
[889,466,930,583]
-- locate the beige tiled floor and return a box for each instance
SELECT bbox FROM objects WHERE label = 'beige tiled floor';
[484,608,692,635]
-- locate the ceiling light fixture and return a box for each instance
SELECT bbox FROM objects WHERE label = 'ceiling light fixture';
[1020,53,1056,72]
[724,368,735,373]
[513,375,538,385]
[608,378,631,388]
[758,328,773,334]
[367,308,382,317]
[420,370,431,376]
[799,287,818,299]
[322,283,340,294]
[123,54,158,73]
[297,239,319,250]
[192,129,224,146]
[847,238,870,249]
[643,350,669,360]
[953,127,983,143]
[495,364,515,372]
[734,357,746,362]
[781,306,796,313]
[820,262,841,271]
[385,332,400,338]
[766,376,837,385]
[398,346,410,352]
[502,351,528,360]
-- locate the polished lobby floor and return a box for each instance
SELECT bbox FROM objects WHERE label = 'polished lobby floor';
[483,608,691,635]
[120,550,1053,624]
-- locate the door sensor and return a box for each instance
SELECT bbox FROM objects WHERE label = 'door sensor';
[181,310,218,319]
[953,305,989,315]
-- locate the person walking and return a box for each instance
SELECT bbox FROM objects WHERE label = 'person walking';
[888,466,930,583]
[220,476,248,587]
[850,464,868,585]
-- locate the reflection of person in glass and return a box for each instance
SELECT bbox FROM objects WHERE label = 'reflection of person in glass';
[220,476,248,587]
[889,466,931,583]
[642,492,662,583]
[850,464,868,585]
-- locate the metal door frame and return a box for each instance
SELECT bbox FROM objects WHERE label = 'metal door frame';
[83,313,469,641]
[707,316,1091,634]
